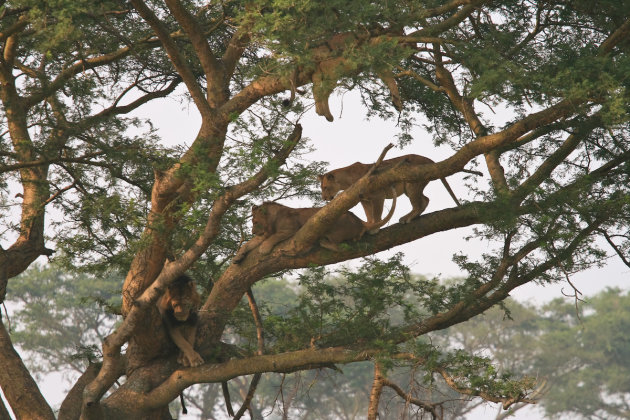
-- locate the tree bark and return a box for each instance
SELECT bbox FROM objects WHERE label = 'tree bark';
[0,396,13,420]
[0,317,54,420]
[367,363,384,420]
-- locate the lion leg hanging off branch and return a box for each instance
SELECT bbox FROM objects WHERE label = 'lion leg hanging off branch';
[309,32,404,121]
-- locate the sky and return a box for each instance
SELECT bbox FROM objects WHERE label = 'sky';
[3,87,629,419]
[138,89,630,304]
[128,90,630,419]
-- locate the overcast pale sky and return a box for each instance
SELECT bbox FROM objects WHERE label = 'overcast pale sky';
[3,88,628,420]
[137,89,630,305]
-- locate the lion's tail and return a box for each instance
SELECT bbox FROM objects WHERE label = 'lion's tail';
[363,187,397,232]
[440,178,461,206]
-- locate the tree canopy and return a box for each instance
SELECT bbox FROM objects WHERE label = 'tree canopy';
[1,0,630,419]
[8,268,630,419]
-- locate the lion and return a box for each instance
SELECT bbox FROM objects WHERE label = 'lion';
[233,192,396,263]
[157,274,204,367]
[319,154,479,225]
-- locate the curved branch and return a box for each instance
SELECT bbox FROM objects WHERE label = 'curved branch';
[0,316,55,420]
[77,77,181,129]
[232,289,264,420]
[22,37,159,108]
[422,0,476,19]
[84,124,303,411]
[125,346,380,413]
[367,363,384,420]
[434,362,537,410]
[163,0,226,107]
[381,378,440,418]
[601,230,630,268]
[599,17,630,54]
[409,1,488,38]
[222,26,251,80]
[0,14,28,42]
[512,115,602,202]
[129,0,216,120]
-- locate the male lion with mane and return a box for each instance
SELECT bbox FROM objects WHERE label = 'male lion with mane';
[157,274,203,367]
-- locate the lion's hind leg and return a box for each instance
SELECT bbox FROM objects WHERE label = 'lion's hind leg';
[319,238,343,252]
[233,235,265,263]
[399,182,429,224]
[362,199,384,234]
[258,231,294,255]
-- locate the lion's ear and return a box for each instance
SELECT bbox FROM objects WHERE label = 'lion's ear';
[317,174,324,181]
[252,204,259,210]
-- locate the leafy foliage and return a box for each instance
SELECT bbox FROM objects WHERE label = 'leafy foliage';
[6,265,122,378]
[2,0,630,418]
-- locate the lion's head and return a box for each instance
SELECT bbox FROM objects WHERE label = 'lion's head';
[162,275,200,322]
[318,173,340,201]
[251,204,270,236]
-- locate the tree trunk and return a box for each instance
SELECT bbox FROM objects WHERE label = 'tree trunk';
[0,317,54,420]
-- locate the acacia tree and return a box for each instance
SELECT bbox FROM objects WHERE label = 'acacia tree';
[1,0,630,419]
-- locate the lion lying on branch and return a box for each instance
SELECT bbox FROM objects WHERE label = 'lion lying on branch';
[233,191,396,263]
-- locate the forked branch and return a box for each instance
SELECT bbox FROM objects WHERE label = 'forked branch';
[382,378,441,419]
[83,125,303,414]
[233,288,265,420]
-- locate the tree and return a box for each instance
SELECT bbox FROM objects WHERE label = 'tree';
[1,0,630,419]
[530,289,630,420]
[5,265,121,381]
[426,289,630,420]
[11,268,630,420]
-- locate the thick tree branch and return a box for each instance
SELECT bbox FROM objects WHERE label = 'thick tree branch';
[113,343,537,416]
[163,0,227,107]
[221,73,305,120]
[0,14,28,42]
[118,347,380,413]
[0,316,55,420]
[130,0,216,120]
[85,124,303,412]
[222,26,251,80]
[0,65,53,285]
[599,17,630,54]
[367,363,384,420]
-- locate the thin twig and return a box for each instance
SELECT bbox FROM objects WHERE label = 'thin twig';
[601,229,630,268]
[382,378,441,419]
[1,302,10,332]
[233,288,265,420]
